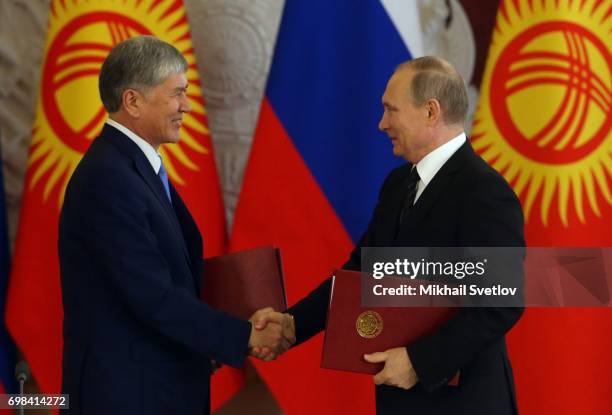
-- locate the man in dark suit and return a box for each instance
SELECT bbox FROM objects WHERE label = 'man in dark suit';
[253,56,524,414]
[59,36,291,415]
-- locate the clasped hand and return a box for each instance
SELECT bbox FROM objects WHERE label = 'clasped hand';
[248,307,296,361]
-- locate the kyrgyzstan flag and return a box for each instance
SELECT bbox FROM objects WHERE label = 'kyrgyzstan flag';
[4,0,239,408]
[230,1,423,413]
[472,0,612,413]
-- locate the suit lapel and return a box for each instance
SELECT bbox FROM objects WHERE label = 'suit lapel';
[132,155,196,276]
[103,126,195,276]
[387,184,408,242]
[379,165,413,243]
[169,184,203,293]
[396,141,472,241]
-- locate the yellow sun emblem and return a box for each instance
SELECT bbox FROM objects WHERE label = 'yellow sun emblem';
[472,0,611,227]
[29,0,210,203]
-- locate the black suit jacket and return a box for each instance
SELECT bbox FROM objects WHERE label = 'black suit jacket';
[288,141,525,414]
[59,125,251,415]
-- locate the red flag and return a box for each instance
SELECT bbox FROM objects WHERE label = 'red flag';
[472,0,612,413]
[4,0,240,409]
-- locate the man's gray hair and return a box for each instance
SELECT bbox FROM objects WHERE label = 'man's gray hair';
[99,35,188,113]
[397,56,468,125]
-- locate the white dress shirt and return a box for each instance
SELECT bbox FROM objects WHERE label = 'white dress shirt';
[106,118,162,174]
[414,132,466,202]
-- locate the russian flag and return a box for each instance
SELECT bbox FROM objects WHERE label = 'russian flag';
[231,1,422,412]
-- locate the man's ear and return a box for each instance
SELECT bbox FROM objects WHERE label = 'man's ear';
[425,98,442,124]
[122,89,142,118]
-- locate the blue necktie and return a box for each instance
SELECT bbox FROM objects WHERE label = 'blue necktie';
[158,159,172,203]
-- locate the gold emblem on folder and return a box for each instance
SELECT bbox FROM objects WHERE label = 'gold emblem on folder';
[356,311,383,338]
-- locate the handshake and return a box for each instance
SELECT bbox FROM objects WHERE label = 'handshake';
[247,307,296,361]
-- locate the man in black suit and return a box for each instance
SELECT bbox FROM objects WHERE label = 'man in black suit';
[253,56,524,414]
[59,36,293,415]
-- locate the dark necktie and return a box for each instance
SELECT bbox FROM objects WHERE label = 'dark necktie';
[399,166,420,223]
[158,159,172,203]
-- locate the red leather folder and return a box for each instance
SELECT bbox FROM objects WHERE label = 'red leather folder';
[322,269,459,384]
[201,246,287,320]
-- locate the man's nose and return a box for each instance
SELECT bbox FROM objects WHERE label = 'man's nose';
[378,113,388,131]
[180,94,191,113]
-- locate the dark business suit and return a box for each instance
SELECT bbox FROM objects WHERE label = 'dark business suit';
[288,140,525,414]
[59,124,251,415]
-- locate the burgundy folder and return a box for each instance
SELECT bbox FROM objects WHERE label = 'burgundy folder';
[322,269,459,385]
[201,246,287,320]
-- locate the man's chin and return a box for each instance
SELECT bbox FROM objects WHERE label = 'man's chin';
[164,133,181,144]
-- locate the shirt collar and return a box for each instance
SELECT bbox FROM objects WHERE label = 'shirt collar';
[415,132,466,187]
[106,118,161,174]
